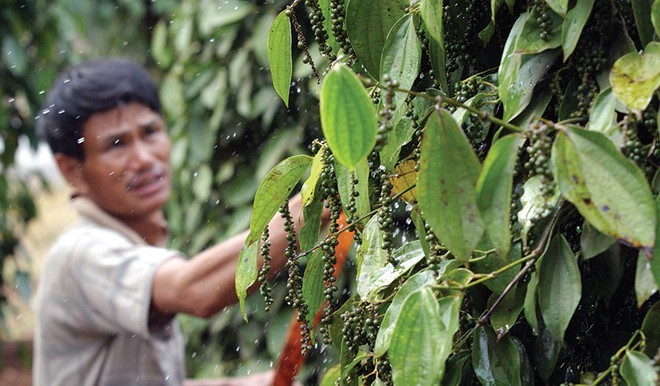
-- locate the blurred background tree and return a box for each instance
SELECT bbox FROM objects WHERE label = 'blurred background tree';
[1,0,326,382]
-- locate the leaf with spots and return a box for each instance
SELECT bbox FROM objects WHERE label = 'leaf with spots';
[610,41,660,112]
[551,125,655,252]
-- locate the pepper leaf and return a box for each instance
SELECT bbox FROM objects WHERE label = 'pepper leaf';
[418,108,484,261]
[551,126,656,251]
[320,64,378,169]
[267,11,292,107]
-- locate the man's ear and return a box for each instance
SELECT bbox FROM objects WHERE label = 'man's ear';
[54,153,89,194]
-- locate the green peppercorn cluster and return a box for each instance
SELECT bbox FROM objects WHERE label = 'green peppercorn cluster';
[316,144,343,344]
[258,227,273,311]
[377,178,396,263]
[531,0,553,41]
[423,218,445,270]
[524,122,555,202]
[374,75,397,153]
[305,0,335,60]
[340,302,380,353]
[280,201,313,354]
[329,0,353,58]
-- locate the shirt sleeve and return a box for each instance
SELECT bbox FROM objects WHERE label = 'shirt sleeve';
[67,226,183,339]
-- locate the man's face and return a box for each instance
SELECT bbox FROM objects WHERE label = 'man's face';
[76,102,172,220]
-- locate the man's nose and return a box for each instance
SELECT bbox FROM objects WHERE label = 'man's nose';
[130,140,156,169]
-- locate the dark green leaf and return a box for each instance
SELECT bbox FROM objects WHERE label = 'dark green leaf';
[580,221,616,259]
[476,134,522,258]
[268,11,292,107]
[489,283,525,338]
[653,0,660,37]
[345,0,406,78]
[561,0,595,61]
[537,234,581,342]
[641,302,660,357]
[2,36,28,76]
[532,327,562,381]
[302,250,325,323]
[610,41,660,111]
[418,109,484,261]
[472,325,522,386]
[420,0,443,45]
[552,126,656,250]
[499,12,560,121]
[632,0,655,46]
[620,350,659,385]
[320,64,378,169]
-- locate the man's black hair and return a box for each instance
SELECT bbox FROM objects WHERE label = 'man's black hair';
[36,58,161,160]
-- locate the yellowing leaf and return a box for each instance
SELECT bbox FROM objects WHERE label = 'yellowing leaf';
[610,41,660,111]
[390,158,418,204]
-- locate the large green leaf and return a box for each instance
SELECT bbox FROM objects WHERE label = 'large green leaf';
[561,0,595,61]
[610,41,660,111]
[380,14,421,106]
[551,126,656,251]
[420,0,443,45]
[472,325,522,386]
[389,288,459,386]
[523,270,540,334]
[320,64,378,169]
[632,0,655,47]
[476,134,522,258]
[418,109,484,261]
[499,12,560,121]
[641,302,660,357]
[246,155,313,246]
[537,234,581,342]
[302,249,325,323]
[345,0,406,79]
[489,283,525,338]
[374,269,439,355]
[620,351,659,386]
[267,11,292,107]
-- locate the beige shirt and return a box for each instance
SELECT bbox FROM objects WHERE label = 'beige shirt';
[33,196,186,385]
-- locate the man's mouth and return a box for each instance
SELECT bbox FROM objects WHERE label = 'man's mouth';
[127,169,168,196]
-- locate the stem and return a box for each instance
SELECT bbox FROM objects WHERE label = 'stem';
[478,199,564,325]
[465,253,537,289]
[592,330,642,385]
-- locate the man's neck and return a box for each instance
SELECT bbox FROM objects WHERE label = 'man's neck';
[119,210,168,246]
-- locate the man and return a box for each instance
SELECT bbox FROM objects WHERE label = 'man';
[34,59,312,385]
